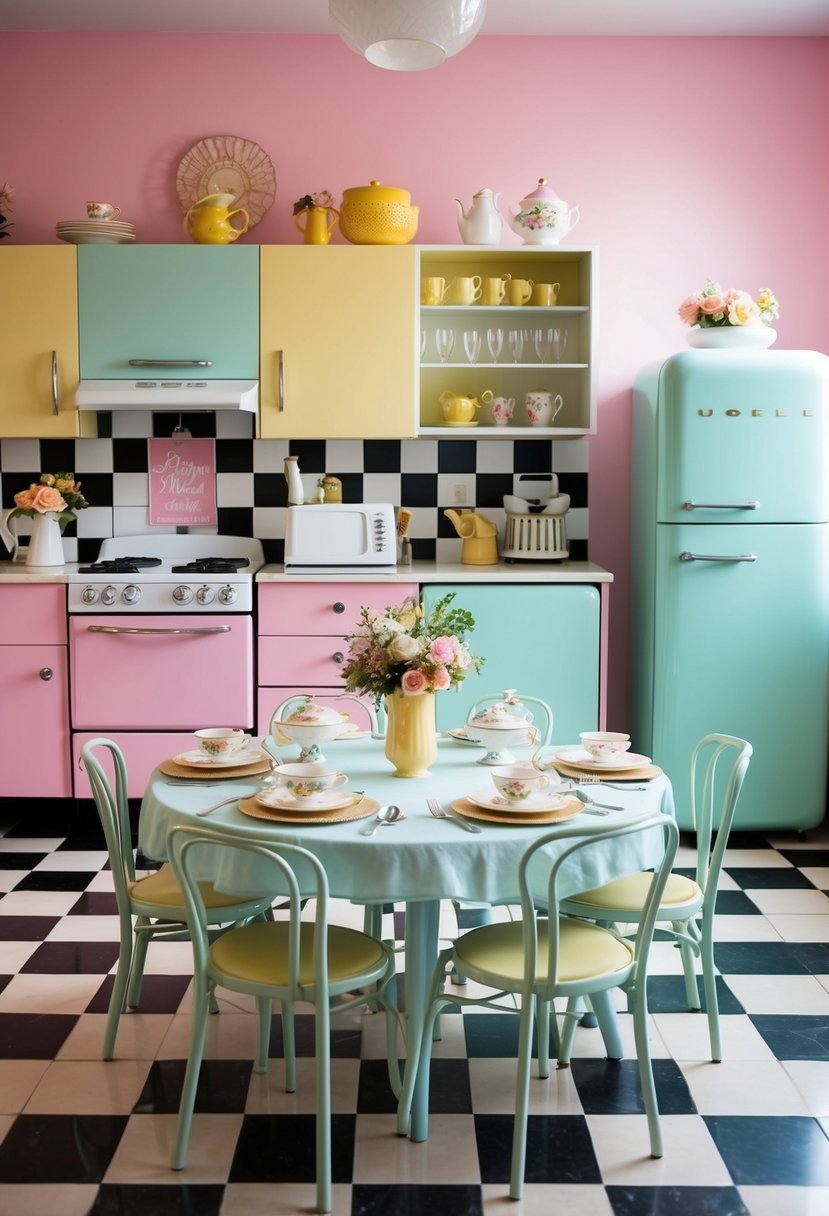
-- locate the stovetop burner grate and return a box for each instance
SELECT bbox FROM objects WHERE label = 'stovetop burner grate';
[77,557,164,574]
[170,557,251,574]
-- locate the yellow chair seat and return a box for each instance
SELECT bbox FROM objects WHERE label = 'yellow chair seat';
[454,917,634,988]
[210,920,388,988]
[566,871,701,913]
[130,862,265,911]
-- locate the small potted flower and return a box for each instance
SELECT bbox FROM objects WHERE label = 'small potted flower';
[342,593,483,777]
[1,472,89,566]
[678,279,779,349]
[293,189,339,245]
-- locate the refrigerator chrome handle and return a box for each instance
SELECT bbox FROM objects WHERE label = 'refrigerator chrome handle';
[682,500,760,511]
[679,552,757,563]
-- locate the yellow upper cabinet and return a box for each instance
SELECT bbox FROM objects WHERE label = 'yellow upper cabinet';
[260,245,417,439]
[0,246,88,438]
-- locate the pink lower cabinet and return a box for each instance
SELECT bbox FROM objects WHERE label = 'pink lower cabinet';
[257,582,418,736]
[0,584,72,798]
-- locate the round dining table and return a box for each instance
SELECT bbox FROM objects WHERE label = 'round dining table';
[139,732,675,1141]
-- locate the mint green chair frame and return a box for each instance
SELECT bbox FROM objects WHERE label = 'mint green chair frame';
[81,738,274,1061]
[168,823,403,1215]
[397,811,679,1199]
[561,733,751,1062]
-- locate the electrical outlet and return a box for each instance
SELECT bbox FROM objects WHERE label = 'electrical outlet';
[452,483,467,505]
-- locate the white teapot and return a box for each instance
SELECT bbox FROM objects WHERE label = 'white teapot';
[455,188,503,246]
[508,178,580,246]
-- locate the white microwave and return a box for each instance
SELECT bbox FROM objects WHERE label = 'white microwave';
[284,503,397,573]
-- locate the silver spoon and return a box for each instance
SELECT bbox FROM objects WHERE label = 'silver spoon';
[361,804,404,836]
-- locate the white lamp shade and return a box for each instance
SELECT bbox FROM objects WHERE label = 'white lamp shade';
[330,0,487,71]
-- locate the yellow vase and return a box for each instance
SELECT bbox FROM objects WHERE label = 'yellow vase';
[384,689,437,778]
[294,204,339,245]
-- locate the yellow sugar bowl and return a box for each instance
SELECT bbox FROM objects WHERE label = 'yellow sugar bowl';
[339,180,420,245]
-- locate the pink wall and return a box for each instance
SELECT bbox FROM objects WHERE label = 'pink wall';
[2,32,828,723]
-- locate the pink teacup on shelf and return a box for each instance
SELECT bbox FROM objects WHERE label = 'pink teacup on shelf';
[489,395,515,426]
[86,201,122,220]
[194,727,251,759]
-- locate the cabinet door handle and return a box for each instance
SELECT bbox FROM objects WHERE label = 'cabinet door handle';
[682,500,759,511]
[332,651,345,664]
[276,349,284,413]
[39,667,54,681]
[332,602,345,614]
[128,359,214,367]
[51,351,59,415]
[679,552,757,563]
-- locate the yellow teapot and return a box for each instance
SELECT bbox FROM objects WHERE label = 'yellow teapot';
[185,192,250,245]
[444,509,499,565]
[439,388,493,425]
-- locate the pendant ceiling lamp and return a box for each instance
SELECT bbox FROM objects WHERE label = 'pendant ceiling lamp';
[329,0,487,72]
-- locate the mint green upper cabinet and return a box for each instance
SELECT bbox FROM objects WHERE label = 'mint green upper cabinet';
[422,584,601,743]
[77,246,259,378]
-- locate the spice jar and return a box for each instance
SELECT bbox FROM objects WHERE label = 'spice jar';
[322,474,343,503]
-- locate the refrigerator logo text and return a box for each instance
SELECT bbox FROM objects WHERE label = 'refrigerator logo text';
[697,408,815,417]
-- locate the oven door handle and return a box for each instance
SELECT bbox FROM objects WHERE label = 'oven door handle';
[87,625,232,635]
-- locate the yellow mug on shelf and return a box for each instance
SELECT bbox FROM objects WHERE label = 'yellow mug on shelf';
[481,274,510,305]
[506,278,534,306]
[421,276,446,305]
[531,281,561,306]
[444,275,482,305]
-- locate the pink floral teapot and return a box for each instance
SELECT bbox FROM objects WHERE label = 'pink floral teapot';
[508,178,580,246]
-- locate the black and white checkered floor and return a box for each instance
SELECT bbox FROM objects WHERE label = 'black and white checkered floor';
[1,803,828,1216]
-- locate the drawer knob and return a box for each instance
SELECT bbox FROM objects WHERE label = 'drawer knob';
[39,667,54,681]
[332,601,346,614]
[333,651,345,664]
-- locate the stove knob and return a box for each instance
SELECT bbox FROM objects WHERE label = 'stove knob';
[196,585,215,605]
[101,585,117,606]
[218,584,238,605]
[173,584,194,605]
[81,586,99,604]
[122,584,141,605]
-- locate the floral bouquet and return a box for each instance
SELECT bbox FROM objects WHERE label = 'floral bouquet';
[293,189,337,215]
[678,279,779,329]
[0,182,15,240]
[342,593,483,701]
[7,473,89,532]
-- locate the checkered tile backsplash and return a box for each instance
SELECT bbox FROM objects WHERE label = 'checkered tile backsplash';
[0,412,589,564]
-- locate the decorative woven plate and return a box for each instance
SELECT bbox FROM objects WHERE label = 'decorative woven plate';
[237,794,379,826]
[159,756,271,780]
[176,134,276,228]
[450,795,583,827]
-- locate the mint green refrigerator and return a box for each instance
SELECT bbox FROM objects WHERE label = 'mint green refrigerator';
[631,349,829,829]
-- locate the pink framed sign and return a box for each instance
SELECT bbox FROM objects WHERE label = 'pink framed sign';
[148,438,217,526]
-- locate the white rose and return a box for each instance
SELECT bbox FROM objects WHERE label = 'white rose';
[388,633,420,663]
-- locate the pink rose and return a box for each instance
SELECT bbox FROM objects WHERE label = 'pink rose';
[432,666,451,691]
[401,669,428,696]
[699,294,728,317]
[429,636,455,664]
[678,295,701,326]
[15,485,67,513]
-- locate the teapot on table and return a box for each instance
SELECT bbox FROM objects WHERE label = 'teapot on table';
[185,192,250,245]
[508,178,580,246]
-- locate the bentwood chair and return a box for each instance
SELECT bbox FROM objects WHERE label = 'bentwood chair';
[168,823,403,1215]
[397,811,678,1200]
[81,738,274,1061]
[561,733,752,1061]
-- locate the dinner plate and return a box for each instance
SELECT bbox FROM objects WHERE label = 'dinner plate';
[450,795,583,827]
[254,789,354,813]
[467,787,569,814]
[555,747,652,771]
[173,748,264,768]
[447,726,483,746]
[238,793,378,826]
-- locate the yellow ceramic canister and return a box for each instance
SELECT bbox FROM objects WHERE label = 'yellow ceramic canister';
[339,180,420,245]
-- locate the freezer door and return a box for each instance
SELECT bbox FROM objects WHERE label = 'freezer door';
[650,523,829,830]
[656,351,829,524]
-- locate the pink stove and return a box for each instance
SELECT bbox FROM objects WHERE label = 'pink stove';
[67,534,264,613]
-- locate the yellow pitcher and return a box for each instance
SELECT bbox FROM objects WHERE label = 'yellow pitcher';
[185,192,250,245]
[295,204,339,245]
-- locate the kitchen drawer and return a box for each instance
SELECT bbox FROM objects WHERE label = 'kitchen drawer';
[258,582,418,635]
[0,584,67,645]
[259,635,351,685]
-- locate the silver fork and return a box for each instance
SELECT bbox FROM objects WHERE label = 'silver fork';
[427,798,482,833]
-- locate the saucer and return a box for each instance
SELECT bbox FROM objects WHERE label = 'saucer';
[254,789,354,813]
[468,787,568,814]
[447,726,482,746]
[555,747,652,772]
[174,748,262,768]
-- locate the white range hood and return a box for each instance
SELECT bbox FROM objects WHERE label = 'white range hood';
[75,379,259,411]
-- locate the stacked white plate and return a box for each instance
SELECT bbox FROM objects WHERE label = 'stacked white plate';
[56,218,136,244]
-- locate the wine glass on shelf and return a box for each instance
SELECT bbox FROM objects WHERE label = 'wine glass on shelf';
[435,327,456,363]
[463,329,482,364]
[507,327,524,364]
[420,329,427,360]
[534,327,555,364]
[553,327,569,362]
[486,326,504,363]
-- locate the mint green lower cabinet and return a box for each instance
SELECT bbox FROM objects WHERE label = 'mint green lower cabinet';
[422,584,601,743]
